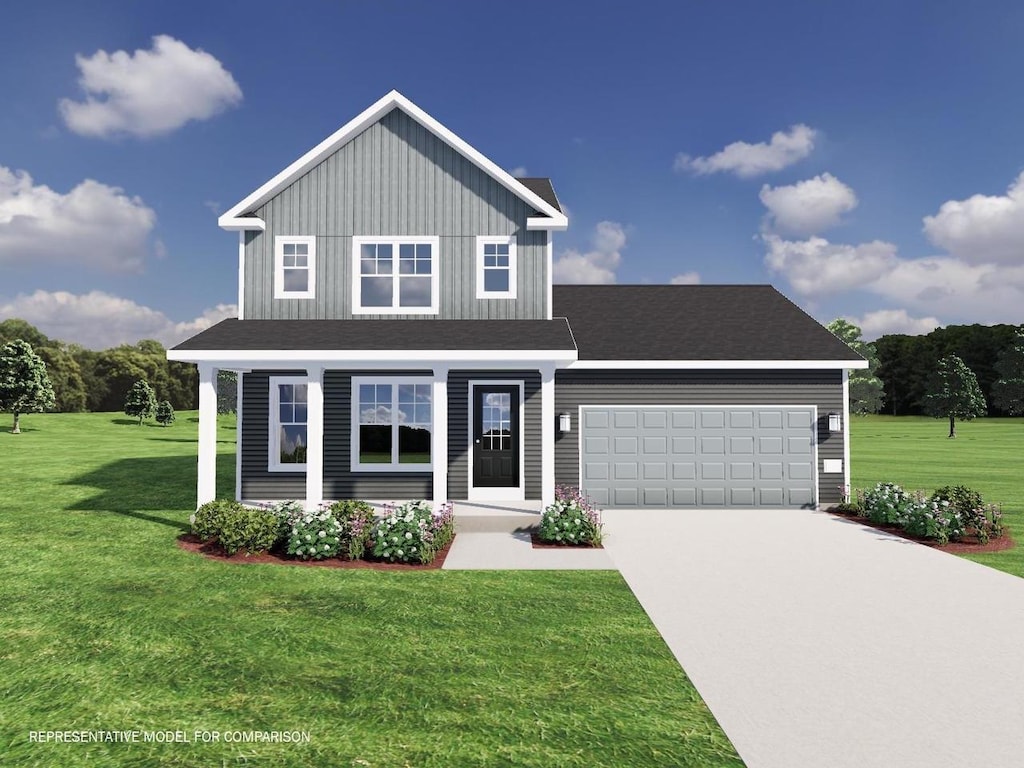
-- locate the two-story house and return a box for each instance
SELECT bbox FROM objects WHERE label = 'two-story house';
[168,90,866,512]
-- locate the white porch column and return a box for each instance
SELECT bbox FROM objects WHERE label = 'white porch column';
[235,371,244,502]
[541,363,556,509]
[842,368,851,501]
[197,363,218,507]
[305,367,325,511]
[432,366,449,509]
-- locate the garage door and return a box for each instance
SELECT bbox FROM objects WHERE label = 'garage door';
[580,406,816,508]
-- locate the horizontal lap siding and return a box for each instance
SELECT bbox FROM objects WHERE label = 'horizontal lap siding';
[245,108,548,320]
[554,370,845,507]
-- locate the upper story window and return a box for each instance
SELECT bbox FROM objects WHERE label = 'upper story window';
[274,236,316,299]
[476,236,517,299]
[352,236,440,314]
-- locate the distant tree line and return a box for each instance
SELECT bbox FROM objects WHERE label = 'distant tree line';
[0,318,198,413]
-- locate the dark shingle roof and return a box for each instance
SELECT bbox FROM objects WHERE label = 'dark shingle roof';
[172,318,577,351]
[552,285,863,361]
[515,177,562,213]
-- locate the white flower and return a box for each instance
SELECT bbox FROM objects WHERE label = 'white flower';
[405,532,413,540]
[318,530,326,538]
[397,549,404,556]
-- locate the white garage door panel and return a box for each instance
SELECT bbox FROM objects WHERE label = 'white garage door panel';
[581,406,817,509]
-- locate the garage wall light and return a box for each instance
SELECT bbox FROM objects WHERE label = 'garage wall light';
[828,412,842,433]
[559,412,571,433]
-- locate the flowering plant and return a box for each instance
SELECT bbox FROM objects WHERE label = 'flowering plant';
[284,505,343,560]
[538,485,603,546]
[327,499,377,560]
[371,500,455,564]
[853,482,1004,545]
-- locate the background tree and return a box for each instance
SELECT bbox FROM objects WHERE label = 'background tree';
[923,355,987,437]
[217,370,238,414]
[35,344,87,412]
[827,319,884,414]
[155,400,176,427]
[0,340,56,433]
[124,380,157,425]
[992,332,1024,416]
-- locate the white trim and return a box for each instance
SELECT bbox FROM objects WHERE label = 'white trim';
[168,349,577,365]
[577,404,819,508]
[237,232,246,319]
[274,236,316,300]
[351,236,440,315]
[545,235,553,320]
[468,380,526,502]
[432,367,449,506]
[219,90,568,232]
[565,359,869,370]
[842,368,851,499]
[350,375,435,472]
[268,375,309,472]
[197,364,218,506]
[475,235,517,299]
[305,368,324,510]
[235,371,243,502]
[540,364,556,508]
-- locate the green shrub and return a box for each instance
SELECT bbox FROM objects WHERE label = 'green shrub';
[155,400,175,427]
[538,486,603,546]
[372,501,454,564]
[832,501,863,516]
[328,500,376,560]
[859,482,917,526]
[285,506,344,560]
[217,505,285,556]
[191,499,243,542]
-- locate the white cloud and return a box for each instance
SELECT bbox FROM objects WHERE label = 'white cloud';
[0,290,236,349]
[759,173,858,236]
[0,166,156,272]
[763,234,899,295]
[846,309,942,340]
[675,124,817,178]
[553,221,626,284]
[509,166,528,177]
[922,171,1024,263]
[670,271,701,285]
[59,35,242,138]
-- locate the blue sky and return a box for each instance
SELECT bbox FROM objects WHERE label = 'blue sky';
[2,0,1024,347]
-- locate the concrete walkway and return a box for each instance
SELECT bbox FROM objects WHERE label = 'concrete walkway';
[442,531,614,569]
[601,508,1024,768]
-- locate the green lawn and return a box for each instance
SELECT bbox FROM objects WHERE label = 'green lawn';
[0,412,742,767]
[850,415,1024,576]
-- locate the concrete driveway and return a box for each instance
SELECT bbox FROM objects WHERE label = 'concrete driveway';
[601,508,1024,768]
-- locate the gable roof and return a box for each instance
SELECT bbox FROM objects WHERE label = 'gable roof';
[553,285,867,367]
[219,90,568,232]
[515,178,562,213]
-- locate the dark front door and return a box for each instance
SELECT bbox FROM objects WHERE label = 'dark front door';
[472,386,519,488]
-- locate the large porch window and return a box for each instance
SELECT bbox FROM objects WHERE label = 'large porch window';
[352,376,433,471]
[269,376,308,471]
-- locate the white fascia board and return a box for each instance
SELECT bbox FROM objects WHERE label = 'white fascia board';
[527,214,568,232]
[565,359,870,370]
[166,348,578,365]
[219,90,565,231]
[219,216,266,232]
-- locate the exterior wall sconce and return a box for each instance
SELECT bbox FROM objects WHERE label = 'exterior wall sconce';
[559,412,571,433]
[828,412,842,433]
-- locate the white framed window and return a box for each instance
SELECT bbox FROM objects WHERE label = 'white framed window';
[274,236,316,299]
[352,236,440,314]
[476,235,517,299]
[351,376,433,471]
[269,376,308,471]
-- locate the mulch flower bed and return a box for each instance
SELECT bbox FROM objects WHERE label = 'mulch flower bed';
[825,507,1014,554]
[177,533,454,570]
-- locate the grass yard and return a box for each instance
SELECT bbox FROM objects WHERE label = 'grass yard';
[0,412,742,767]
[850,415,1024,577]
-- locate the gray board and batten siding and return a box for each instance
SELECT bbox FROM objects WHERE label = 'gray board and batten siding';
[241,369,543,502]
[554,369,846,508]
[243,107,549,321]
